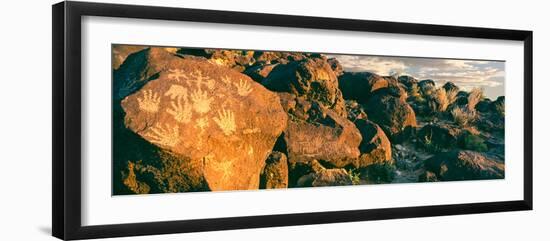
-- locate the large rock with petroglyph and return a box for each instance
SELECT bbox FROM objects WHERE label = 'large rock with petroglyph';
[121,52,287,191]
[278,94,362,168]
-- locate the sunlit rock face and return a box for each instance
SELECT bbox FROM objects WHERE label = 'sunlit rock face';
[120,48,287,191]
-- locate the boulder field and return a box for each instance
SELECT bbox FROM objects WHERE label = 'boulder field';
[113,46,505,194]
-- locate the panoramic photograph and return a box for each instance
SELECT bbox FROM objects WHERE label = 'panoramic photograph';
[112,45,505,195]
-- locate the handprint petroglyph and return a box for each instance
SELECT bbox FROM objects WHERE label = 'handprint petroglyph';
[234,79,252,96]
[210,159,234,181]
[137,90,161,113]
[166,96,193,123]
[195,118,209,131]
[145,124,180,147]
[189,70,215,89]
[190,89,213,114]
[167,69,188,82]
[213,108,236,136]
[221,75,232,85]
[164,85,188,100]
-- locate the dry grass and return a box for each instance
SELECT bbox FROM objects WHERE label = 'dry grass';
[433,88,458,112]
[451,107,477,127]
[467,87,483,112]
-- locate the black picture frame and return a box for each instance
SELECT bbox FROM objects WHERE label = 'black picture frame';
[52,1,533,240]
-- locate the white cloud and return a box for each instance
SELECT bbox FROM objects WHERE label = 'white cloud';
[330,54,505,98]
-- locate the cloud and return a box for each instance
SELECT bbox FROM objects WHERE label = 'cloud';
[329,55,505,98]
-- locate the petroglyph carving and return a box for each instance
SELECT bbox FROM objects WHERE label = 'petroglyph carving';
[145,124,180,147]
[213,108,236,136]
[189,70,215,89]
[195,118,209,131]
[190,89,213,114]
[137,90,160,113]
[164,85,188,100]
[221,75,232,85]
[234,79,253,96]
[166,96,193,123]
[167,69,188,82]
[210,159,234,181]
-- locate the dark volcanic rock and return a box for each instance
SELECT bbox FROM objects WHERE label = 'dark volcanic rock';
[327,57,344,76]
[354,119,393,167]
[476,98,493,113]
[365,94,417,142]
[442,81,459,93]
[339,72,394,103]
[260,152,289,189]
[424,150,504,181]
[262,57,347,117]
[417,123,462,151]
[398,75,418,90]
[311,168,353,187]
[418,79,436,95]
[254,51,306,65]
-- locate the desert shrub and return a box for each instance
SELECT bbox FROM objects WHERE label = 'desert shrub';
[467,87,484,112]
[451,107,477,127]
[346,168,362,185]
[432,87,459,112]
[419,129,443,153]
[434,88,448,112]
[459,133,488,152]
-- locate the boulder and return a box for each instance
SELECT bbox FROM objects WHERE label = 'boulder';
[354,119,393,167]
[263,57,347,116]
[281,96,362,168]
[311,168,353,187]
[327,57,344,76]
[424,150,505,181]
[176,48,255,72]
[121,56,288,191]
[417,123,462,151]
[418,79,436,95]
[345,100,368,123]
[365,94,417,142]
[442,81,459,93]
[253,51,306,65]
[476,98,492,112]
[339,72,394,103]
[398,75,418,90]
[260,151,289,189]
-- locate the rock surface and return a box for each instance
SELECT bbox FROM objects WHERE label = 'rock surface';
[424,150,504,181]
[354,119,393,167]
[281,96,362,168]
[260,152,289,189]
[263,57,347,117]
[365,94,417,142]
[339,72,393,103]
[121,54,287,191]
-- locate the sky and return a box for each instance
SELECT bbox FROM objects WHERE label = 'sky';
[329,55,505,100]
